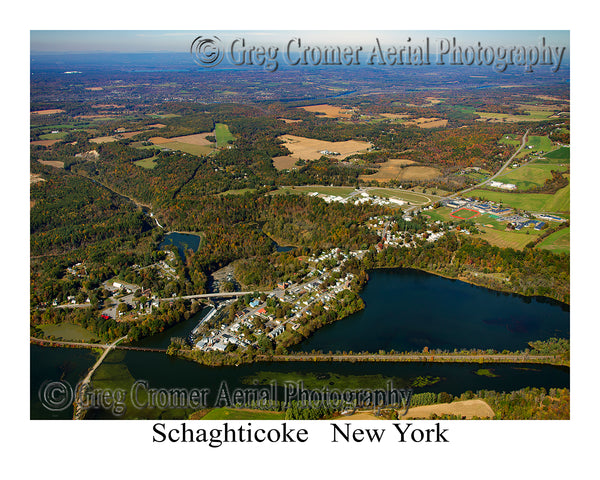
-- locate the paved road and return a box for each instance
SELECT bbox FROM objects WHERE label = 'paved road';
[448,129,530,199]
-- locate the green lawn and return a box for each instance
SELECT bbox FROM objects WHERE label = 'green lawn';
[134,156,158,169]
[40,322,99,342]
[537,227,570,254]
[276,185,356,197]
[496,163,568,190]
[543,146,570,162]
[368,188,432,204]
[200,408,286,420]
[467,178,570,213]
[215,123,235,147]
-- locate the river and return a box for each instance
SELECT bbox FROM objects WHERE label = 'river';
[293,268,569,353]
[30,268,569,419]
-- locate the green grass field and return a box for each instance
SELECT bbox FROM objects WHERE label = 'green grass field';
[516,135,555,159]
[475,228,542,250]
[218,188,257,196]
[496,163,568,190]
[424,206,455,223]
[134,156,158,169]
[40,322,99,342]
[537,227,570,254]
[476,110,554,122]
[499,134,521,146]
[275,185,356,197]
[39,132,68,140]
[200,408,286,420]
[367,188,432,204]
[215,123,235,147]
[159,142,214,156]
[467,178,570,213]
[543,146,570,162]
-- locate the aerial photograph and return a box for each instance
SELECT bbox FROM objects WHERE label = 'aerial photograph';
[30,30,570,421]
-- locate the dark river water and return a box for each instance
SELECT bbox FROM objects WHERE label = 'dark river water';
[30,268,569,419]
[293,268,569,353]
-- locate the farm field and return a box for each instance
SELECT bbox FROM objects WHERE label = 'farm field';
[150,132,214,146]
[404,399,494,419]
[39,132,68,140]
[496,162,568,190]
[298,104,354,118]
[31,109,66,115]
[404,117,448,128]
[37,159,65,169]
[155,142,214,156]
[199,408,286,420]
[359,159,441,183]
[475,228,542,250]
[134,156,158,169]
[537,227,570,254]
[467,178,570,212]
[215,123,235,147]
[39,322,100,342]
[475,109,556,123]
[31,139,61,147]
[90,131,145,144]
[272,155,299,171]
[278,134,372,161]
[542,146,570,163]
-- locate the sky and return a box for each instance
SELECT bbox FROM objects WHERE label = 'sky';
[30,30,569,54]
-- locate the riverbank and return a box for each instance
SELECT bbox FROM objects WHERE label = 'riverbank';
[395,264,570,306]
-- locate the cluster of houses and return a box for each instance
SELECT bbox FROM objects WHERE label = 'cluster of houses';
[309,191,406,207]
[192,248,361,352]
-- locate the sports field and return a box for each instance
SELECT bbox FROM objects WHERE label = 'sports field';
[450,208,480,220]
